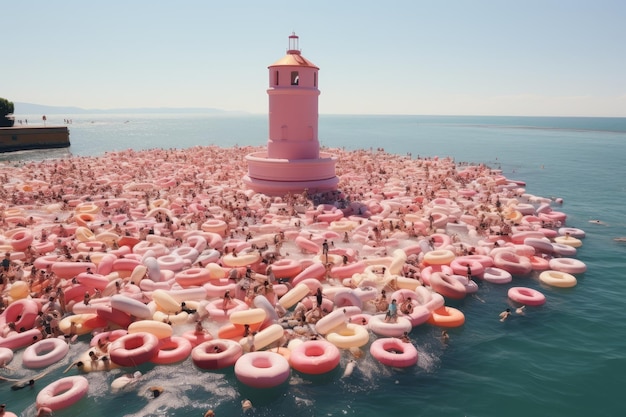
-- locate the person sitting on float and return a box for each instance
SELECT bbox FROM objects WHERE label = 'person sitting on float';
[385,299,398,323]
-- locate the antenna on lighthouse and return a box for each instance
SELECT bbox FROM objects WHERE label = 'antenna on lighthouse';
[287,32,301,55]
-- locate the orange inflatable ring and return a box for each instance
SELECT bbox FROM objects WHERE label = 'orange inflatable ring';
[427,306,465,327]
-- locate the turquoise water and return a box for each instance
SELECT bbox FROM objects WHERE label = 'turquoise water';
[2,114,626,417]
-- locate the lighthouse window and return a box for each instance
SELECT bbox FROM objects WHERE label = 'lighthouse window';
[290,71,299,85]
[275,71,279,86]
[314,72,317,87]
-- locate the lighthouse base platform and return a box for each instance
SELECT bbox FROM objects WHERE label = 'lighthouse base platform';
[243,151,339,197]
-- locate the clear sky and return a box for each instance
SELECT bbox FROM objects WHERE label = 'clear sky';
[3,0,625,116]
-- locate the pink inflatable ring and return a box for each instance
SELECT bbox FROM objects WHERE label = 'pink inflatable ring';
[234,351,291,388]
[36,376,89,411]
[109,332,160,367]
[507,287,546,306]
[192,339,243,370]
[289,340,340,375]
[370,337,418,368]
[23,338,70,369]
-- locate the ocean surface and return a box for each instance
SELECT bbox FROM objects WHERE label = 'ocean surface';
[2,114,626,417]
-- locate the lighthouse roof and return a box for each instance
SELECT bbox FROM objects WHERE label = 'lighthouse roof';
[269,53,318,69]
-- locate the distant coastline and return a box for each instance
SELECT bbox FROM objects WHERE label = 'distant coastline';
[14,102,244,115]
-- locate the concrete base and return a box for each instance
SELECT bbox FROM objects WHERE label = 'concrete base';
[244,151,339,196]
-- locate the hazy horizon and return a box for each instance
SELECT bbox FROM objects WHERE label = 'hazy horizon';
[4,1,626,117]
[11,102,626,120]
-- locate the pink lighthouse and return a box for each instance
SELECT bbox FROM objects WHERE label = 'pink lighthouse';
[243,33,338,196]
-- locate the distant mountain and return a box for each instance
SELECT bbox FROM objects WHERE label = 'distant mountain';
[14,102,235,115]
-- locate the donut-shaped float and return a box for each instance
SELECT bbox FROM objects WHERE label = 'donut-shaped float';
[151,336,192,365]
[539,270,577,288]
[370,337,418,367]
[554,235,583,248]
[36,376,89,411]
[294,236,321,254]
[221,251,261,267]
[289,340,341,375]
[481,267,512,284]
[326,323,370,349]
[450,256,486,277]
[493,251,532,276]
[429,272,467,300]
[192,339,243,370]
[23,338,70,369]
[234,351,291,388]
[175,267,212,287]
[109,332,160,367]
[0,298,40,330]
[10,229,34,251]
[507,287,546,306]
[128,320,173,340]
[201,219,228,235]
[368,315,413,337]
[205,298,248,321]
[423,249,455,265]
[548,258,587,274]
[529,255,550,271]
[270,258,303,279]
[558,227,585,238]
[427,306,465,328]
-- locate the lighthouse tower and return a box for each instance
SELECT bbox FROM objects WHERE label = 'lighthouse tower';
[243,33,338,196]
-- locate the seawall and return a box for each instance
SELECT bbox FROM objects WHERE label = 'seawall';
[0,126,70,153]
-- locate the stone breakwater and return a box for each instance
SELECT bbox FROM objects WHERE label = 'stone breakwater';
[0,145,586,412]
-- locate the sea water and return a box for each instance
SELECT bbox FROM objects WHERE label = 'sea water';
[1,114,626,417]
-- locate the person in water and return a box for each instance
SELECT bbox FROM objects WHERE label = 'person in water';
[148,386,164,398]
[11,379,35,390]
[499,308,512,322]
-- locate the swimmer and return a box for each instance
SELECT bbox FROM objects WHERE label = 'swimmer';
[148,386,164,398]
[499,308,512,322]
[516,305,526,315]
[341,359,357,378]
[399,331,411,343]
[111,371,142,391]
[589,219,606,225]
[441,330,449,344]
[11,379,35,390]
[204,410,215,417]
[242,399,253,411]
[614,237,626,243]
[63,360,85,373]
[1,368,52,386]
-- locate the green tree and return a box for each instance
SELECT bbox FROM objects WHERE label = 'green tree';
[0,97,15,127]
